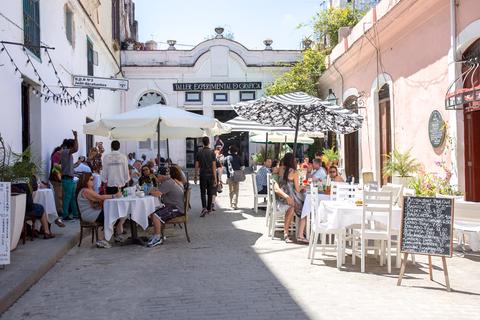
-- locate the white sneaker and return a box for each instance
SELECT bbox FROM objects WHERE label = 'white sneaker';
[96,240,112,249]
[147,235,163,247]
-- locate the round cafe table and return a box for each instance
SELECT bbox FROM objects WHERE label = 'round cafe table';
[33,188,58,224]
[103,196,159,242]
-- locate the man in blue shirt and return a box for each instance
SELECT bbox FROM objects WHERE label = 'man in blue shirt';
[256,158,272,194]
[311,158,327,182]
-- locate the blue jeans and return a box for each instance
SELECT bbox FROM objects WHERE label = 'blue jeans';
[62,177,78,218]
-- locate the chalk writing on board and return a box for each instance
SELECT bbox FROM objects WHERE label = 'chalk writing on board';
[401,196,453,257]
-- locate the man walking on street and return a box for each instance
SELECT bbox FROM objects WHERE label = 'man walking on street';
[61,131,79,220]
[194,137,217,217]
[101,140,130,195]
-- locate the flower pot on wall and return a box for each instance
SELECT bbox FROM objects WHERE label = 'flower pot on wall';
[10,193,26,251]
[392,176,413,188]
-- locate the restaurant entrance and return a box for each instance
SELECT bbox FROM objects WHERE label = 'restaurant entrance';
[463,38,480,202]
[344,96,360,183]
[378,84,392,186]
[214,110,250,166]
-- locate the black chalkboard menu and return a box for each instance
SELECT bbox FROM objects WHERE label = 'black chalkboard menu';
[400,196,454,257]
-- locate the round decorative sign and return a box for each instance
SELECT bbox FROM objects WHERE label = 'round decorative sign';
[428,110,446,148]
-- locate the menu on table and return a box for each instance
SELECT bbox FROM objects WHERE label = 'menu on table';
[0,182,11,265]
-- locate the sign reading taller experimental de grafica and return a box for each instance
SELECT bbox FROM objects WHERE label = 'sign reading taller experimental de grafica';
[173,82,262,91]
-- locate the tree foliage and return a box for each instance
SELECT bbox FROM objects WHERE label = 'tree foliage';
[265,6,365,97]
[265,48,326,96]
[313,6,365,48]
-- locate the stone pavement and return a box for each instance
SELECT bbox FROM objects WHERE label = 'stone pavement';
[2,174,480,320]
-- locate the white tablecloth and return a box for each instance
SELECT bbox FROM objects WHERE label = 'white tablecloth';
[33,188,58,223]
[316,200,402,231]
[103,196,158,241]
[302,193,331,218]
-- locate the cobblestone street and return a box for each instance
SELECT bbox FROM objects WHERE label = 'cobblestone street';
[2,176,480,320]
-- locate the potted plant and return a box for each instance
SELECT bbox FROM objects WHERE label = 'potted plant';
[0,135,40,250]
[383,148,421,188]
[321,147,339,168]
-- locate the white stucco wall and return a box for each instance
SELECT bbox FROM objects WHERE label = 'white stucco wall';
[0,0,124,179]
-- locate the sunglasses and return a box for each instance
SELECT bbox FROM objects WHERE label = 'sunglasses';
[89,178,94,181]
[329,171,336,174]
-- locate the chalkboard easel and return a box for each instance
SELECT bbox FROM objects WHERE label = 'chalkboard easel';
[396,196,454,292]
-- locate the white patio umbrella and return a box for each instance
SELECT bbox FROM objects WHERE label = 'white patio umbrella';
[83,104,216,161]
[206,119,232,136]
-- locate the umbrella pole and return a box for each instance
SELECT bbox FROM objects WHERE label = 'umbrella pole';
[293,113,300,158]
[166,138,170,159]
[264,132,268,160]
[157,119,161,170]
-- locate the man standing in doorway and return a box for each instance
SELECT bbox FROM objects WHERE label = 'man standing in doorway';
[194,137,217,217]
[102,140,130,195]
[61,131,79,220]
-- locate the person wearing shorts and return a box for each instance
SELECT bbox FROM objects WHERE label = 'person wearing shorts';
[148,165,186,247]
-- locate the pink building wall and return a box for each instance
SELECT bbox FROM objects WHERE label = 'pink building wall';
[318,0,480,191]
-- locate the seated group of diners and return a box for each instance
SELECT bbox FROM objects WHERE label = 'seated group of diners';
[255,152,344,243]
[76,140,187,249]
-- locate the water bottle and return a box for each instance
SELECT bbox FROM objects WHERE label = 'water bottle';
[143,183,148,194]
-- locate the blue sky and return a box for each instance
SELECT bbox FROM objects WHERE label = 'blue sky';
[135,0,322,50]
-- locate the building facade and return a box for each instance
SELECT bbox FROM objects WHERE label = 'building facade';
[317,0,480,201]
[120,30,302,167]
[0,0,136,178]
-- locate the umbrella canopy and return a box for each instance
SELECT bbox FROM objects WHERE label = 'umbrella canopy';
[250,131,314,144]
[232,91,363,155]
[83,104,215,160]
[224,116,295,132]
[206,119,232,136]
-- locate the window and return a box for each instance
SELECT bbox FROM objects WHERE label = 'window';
[213,92,228,103]
[240,91,256,101]
[185,92,202,102]
[139,139,151,150]
[137,91,166,107]
[112,0,120,42]
[87,38,94,99]
[65,6,74,46]
[23,0,41,58]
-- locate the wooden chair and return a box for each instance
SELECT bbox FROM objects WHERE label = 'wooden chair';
[252,171,268,213]
[77,192,102,247]
[352,191,393,273]
[161,187,191,242]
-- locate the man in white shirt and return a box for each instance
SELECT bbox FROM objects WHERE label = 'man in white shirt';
[74,156,92,174]
[101,140,130,195]
[311,158,327,182]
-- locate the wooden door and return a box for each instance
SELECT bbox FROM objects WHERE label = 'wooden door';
[379,97,392,186]
[463,39,480,201]
[21,82,30,151]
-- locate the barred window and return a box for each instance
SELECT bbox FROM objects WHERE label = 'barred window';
[23,0,41,58]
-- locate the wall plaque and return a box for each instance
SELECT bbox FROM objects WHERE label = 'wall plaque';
[173,82,261,91]
[428,110,446,148]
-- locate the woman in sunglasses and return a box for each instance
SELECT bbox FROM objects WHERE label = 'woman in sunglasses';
[328,166,344,183]
[138,165,158,188]
[77,173,122,248]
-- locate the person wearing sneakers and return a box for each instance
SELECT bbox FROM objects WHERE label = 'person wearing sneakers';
[194,137,217,217]
[147,165,186,247]
[76,173,122,248]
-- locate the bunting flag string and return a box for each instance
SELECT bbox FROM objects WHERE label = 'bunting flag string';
[0,42,92,108]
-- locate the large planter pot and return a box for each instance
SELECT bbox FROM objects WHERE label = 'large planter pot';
[10,193,26,251]
[392,176,413,188]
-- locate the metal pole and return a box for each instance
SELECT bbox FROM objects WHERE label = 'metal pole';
[264,132,268,160]
[157,119,161,171]
[166,138,170,159]
[293,112,301,158]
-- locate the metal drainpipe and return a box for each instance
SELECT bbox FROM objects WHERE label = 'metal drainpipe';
[449,0,459,187]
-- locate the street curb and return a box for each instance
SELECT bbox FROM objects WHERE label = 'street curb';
[0,230,80,315]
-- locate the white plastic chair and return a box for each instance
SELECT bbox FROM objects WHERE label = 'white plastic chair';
[381,183,404,206]
[265,173,273,227]
[330,182,360,201]
[352,191,393,273]
[252,171,268,213]
[308,185,346,269]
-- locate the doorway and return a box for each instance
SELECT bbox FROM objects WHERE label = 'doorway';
[463,38,480,201]
[344,96,359,182]
[21,82,31,151]
[378,84,392,186]
[86,117,94,154]
[186,110,204,168]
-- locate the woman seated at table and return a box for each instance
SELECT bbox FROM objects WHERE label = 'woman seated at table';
[329,166,344,183]
[138,165,158,188]
[77,173,122,248]
[147,165,186,247]
[279,153,306,243]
